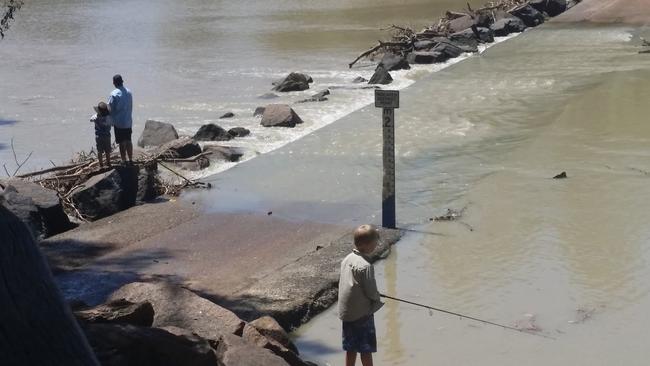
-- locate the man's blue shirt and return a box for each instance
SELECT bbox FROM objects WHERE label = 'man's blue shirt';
[108,86,133,129]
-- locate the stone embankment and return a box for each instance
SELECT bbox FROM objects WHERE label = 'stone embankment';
[351,0,583,84]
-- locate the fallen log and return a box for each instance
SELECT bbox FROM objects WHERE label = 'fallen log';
[349,41,412,68]
[160,151,213,163]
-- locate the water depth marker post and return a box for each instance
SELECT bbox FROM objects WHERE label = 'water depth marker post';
[374,89,399,229]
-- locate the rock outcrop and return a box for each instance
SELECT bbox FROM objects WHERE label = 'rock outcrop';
[254,106,266,117]
[242,324,307,366]
[203,146,245,162]
[74,299,154,327]
[368,66,393,85]
[448,14,474,33]
[0,178,74,240]
[83,323,218,366]
[261,104,304,128]
[157,138,202,159]
[377,53,410,71]
[273,73,313,92]
[137,120,179,148]
[510,4,545,27]
[217,334,289,366]
[193,123,232,142]
[228,127,251,138]
[529,0,567,17]
[109,282,246,341]
[70,166,139,221]
[490,17,527,36]
[250,316,298,354]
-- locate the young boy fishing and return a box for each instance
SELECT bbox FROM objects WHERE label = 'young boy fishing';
[338,224,384,366]
[90,102,113,168]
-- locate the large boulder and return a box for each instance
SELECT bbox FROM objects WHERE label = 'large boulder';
[473,26,495,43]
[75,299,154,327]
[137,120,179,148]
[367,66,393,85]
[83,323,218,366]
[217,333,289,366]
[193,123,232,142]
[203,146,245,162]
[254,106,266,117]
[228,127,251,138]
[0,179,74,240]
[377,53,410,71]
[490,17,527,36]
[473,10,494,28]
[70,166,139,221]
[109,282,245,341]
[261,104,304,128]
[432,42,464,59]
[0,204,98,365]
[250,316,298,354]
[273,72,313,92]
[242,324,307,366]
[448,15,474,33]
[406,51,442,64]
[156,137,202,159]
[414,40,436,50]
[449,29,479,49]
[510,4,545,27]
[529,0,567,17]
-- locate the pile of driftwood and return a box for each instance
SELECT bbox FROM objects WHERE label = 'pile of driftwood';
[349,0,545,68]
[13,146,210,220]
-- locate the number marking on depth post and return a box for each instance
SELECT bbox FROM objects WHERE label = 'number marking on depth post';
[375,90,399,229]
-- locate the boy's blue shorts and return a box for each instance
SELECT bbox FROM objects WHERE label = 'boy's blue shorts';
[342,314,377,353]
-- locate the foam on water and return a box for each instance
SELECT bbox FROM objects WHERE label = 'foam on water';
[186,34,520,179]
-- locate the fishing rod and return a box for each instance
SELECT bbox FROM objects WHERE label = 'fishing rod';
[380,293,555,340]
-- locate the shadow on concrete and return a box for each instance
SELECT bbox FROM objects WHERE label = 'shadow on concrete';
[43,239,181,306]
[41,239,116,273]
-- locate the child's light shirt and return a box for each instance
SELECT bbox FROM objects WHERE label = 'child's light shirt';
[90,113,113,138]
[338,249,384,322]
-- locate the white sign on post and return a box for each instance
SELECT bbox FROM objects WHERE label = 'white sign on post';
[374,89,399,229]
[375,90,400,109]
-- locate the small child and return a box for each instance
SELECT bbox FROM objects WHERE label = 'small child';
[90,102,113,168]
[338,224,384,366]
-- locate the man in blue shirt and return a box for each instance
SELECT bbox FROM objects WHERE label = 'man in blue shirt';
[108,74,134,164]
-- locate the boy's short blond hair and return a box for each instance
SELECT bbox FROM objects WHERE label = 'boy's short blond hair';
[354,224,379,247]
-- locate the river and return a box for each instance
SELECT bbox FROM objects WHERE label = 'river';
[3,1,650,365]
[1,0,483,174]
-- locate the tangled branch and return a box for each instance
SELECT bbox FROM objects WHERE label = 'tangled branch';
[1,0,24,39]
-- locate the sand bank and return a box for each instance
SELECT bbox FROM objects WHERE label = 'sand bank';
[554,0,650,25]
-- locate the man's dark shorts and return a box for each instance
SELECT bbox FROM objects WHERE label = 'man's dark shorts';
[95,135,112,154]
[342,314,377,353]
[114,127,132,144]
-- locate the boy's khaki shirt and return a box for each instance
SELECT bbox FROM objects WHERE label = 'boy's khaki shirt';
[338,249,384,322]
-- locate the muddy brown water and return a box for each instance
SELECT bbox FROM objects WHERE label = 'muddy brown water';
[3,1,650,365]
[291,24,650,366]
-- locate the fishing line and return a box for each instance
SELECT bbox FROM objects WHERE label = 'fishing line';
[380,293,556,340]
